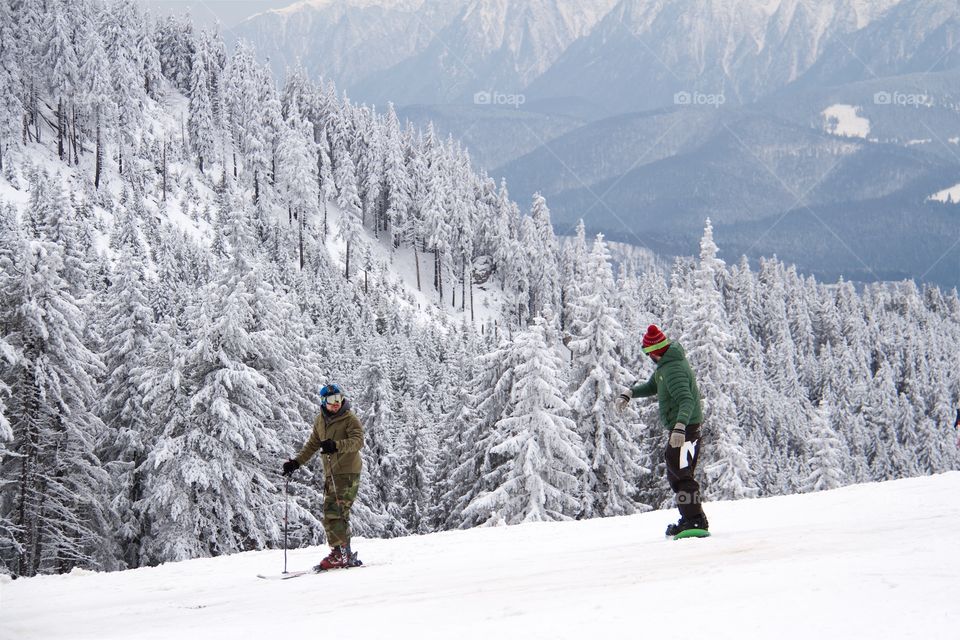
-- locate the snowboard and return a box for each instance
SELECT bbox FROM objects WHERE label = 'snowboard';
[673,528,711,540]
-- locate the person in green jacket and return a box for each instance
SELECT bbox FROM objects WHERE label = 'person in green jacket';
[282,383,364,570]
[615,325,709,536]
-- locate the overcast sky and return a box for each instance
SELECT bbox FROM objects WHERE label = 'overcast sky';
[134,0,294,29]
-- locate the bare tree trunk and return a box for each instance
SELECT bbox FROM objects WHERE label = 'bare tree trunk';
[32,89,40,143]
[298,213,305,271]
[94,121,102,190]
[71,103,79,165]
[57,97,64,161]
[345,241,351,280]
[414,241,421,291]
[434,249,443,301]
[461,261,466,312]
[161,140,167,202]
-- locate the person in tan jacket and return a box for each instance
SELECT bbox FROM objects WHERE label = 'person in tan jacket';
[282,383,364,570]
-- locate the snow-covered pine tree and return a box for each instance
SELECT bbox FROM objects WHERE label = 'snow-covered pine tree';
[351,340,405,538]
[41,0,78,163]
[96,246,155,569]
[464,319,586,525]
[187,37,216,174]
[139,209,293,560]
[682,220,758,500]
[0,175,112,577]
[803,396,845,492]
[275,102,318,269]
[154,12,194,94]
[568,234,648,517]
[525,193,561,324]
[0,0,22,171]
[331,124,362,279]
[383,103,411,249]
[560,219,589,338]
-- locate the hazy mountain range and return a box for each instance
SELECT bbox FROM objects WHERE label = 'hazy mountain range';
[232,0,960,287]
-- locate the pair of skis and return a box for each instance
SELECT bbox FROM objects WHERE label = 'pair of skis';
[258,550,364,580]
[258,561,364,581]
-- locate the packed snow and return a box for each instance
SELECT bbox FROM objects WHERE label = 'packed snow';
[822,104,871,139]
[3,472,958,640]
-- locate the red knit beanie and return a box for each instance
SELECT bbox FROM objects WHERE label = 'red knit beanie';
[642,324,671,357]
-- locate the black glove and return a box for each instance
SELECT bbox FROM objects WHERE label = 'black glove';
[282,459,300,477]
[319,439,338,454]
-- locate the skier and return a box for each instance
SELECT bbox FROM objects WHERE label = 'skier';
[282,383,365,570]
[615,325,709,536]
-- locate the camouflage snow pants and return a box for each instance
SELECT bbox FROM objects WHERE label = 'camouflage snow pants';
[323,474,360,548]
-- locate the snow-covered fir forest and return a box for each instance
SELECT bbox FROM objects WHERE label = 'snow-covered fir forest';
[0,0,958,578]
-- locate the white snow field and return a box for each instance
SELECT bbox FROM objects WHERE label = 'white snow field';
[3,472,958,640]
[822,104,871,139]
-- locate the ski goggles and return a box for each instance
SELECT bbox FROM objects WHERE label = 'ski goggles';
[322,393,344,406]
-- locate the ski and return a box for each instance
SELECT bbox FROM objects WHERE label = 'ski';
[257,569,315,580]
[258,561,365,580]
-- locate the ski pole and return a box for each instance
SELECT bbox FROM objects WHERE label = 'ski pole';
[283,475,289,574]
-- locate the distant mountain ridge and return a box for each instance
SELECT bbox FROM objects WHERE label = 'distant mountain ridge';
[231,0,960,288]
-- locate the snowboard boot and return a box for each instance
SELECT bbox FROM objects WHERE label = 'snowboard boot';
[665,514,709,537]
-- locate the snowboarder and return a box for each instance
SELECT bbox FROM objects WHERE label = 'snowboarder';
[282,383,365,570]
[615,325,709,536]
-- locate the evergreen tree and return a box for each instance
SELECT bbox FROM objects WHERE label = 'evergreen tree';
[332,127,362,279]
[0,177,112,576]
[0,0,22,170]
[97,248,155,568]
[464,320,586,525]
[803,397,846,492]
[188,41,216,173]
[568,234,648,517]
[683,221,758,500]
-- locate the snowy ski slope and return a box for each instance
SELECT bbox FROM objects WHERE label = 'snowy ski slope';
[3,472,958,640]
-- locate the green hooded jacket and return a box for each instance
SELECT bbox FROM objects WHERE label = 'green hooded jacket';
[629,341,703,429]
[294,401,364,478]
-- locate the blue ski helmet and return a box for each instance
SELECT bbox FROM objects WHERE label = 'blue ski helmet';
[319,383,344,406]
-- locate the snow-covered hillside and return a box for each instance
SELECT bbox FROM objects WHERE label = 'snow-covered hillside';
[822,104,871,138]
[4,472,958,640]
[928,181,960,203]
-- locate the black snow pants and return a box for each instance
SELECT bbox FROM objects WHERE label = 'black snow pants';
[663,424,705,519]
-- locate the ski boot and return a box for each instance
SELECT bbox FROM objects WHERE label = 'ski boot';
[313,545,362,572]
